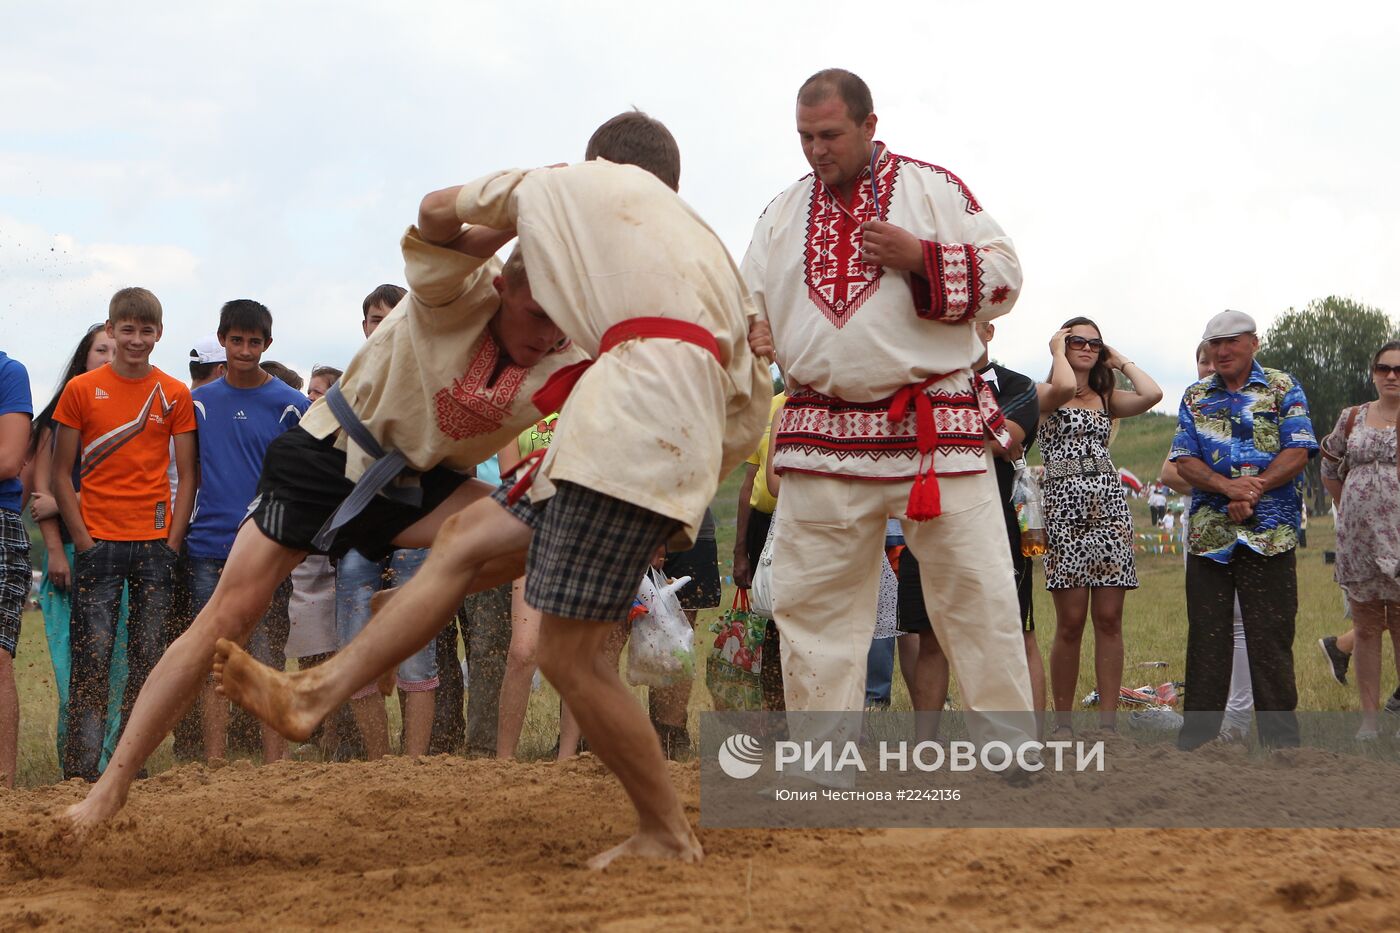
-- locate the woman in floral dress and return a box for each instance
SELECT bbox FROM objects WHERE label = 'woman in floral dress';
[1321,341,1400,739]
[1040,317,1162,735]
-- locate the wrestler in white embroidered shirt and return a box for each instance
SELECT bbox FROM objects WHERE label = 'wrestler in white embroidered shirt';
[299,233,585,482]
[741,69,1036,753]
[453,160,772,542]
[63,213,577,832]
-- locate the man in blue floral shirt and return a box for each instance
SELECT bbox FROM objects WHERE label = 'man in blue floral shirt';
[1170,310,1316,750]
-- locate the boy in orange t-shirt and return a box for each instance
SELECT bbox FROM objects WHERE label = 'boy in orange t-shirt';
[52,287,198,783]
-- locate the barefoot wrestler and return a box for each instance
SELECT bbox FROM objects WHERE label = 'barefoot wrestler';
[63,209,582,830]
[216,154,772,868]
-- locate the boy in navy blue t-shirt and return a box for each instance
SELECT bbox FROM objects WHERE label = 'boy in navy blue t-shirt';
[187,300,309,762]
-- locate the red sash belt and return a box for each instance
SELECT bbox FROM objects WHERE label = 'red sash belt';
[885,369,998,522]
[530,317,721,417]
[504,316,723,505]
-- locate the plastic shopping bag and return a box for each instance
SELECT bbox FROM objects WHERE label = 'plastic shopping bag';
[749,517,778,618]
[704,588,767,710]
[627,568,697,688]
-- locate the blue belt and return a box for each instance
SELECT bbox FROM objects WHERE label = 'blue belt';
[310,381,422,551]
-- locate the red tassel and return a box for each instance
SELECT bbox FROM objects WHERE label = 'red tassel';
[907,469,942,521]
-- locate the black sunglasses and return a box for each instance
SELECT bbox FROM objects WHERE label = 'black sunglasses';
[1066,336,1104,351]
[1375,363,1400,377]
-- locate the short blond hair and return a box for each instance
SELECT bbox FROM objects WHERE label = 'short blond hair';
[109,287,163,327]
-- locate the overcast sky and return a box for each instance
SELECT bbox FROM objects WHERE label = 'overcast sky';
[3,1,1397,415]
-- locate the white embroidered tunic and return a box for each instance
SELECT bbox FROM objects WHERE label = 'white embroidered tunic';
[741,145,1020,488]
[299,231,585,482]
[453,161,773,541]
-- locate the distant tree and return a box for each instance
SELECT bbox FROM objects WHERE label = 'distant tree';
[1260,296,1396,505]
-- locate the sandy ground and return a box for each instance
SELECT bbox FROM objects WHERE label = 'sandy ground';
[1,754,1397,931]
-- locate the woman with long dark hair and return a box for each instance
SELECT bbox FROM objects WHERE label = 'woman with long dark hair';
[28,323,130,767]
[1320,340,1400,740]
[1039,316,1162,736]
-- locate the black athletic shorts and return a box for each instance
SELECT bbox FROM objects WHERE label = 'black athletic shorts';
[248,426,471,562]
[519,481,678,624]
[663,538,721,611]
[897,548,1034,635]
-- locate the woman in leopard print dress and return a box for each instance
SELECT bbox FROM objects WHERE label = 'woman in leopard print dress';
[1040,318,1162,736]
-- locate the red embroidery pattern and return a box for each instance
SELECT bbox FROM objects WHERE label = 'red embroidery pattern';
[802,155,898,329]
[892,155,983,215]
[921,242,985,324]
[774,389,989,463]
[990,284,1011,305]
[433,335,528,440]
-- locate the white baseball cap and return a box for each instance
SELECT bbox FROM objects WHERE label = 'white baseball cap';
[189,334,226,364]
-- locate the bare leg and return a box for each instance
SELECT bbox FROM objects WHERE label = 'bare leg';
[1336,627,1356,656]
[201,682,228,760]
[1390,624,1400,685]
[401,690,434,757]
[1049,587,1090,733]
[537,614,701,869]
[495,579,541,759]
[558,622,628,760]
[0,652,17,788]
[350,696,390,759]
[557,700,582,760]
[895,633,919,701]
[63,523,306,831]
[1352,600,1384,735]
[910,631,949,743]
[1089,587,1126,731]
[260,724,286,763]
[215,496,531,741]
[1024,630,1047,736]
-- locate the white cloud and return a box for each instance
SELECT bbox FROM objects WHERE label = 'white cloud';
[1,0,1397,421]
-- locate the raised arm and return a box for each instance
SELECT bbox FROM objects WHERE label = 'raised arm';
[418,186,516,256]
[1104,346,1164,418]
[1039,327,1076,413]
[900,192,1022,325]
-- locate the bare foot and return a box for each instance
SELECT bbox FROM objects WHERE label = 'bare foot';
[61,785,126,838]
[212,638,323,742]
[587,825,703,870]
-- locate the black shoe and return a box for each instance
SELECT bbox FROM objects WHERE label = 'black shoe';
[1319,636,1350,686]
[1385,687,1400,715]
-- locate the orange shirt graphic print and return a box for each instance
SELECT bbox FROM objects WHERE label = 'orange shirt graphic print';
[52,366,195,541]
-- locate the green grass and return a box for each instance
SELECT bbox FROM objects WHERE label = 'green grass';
[12,460,1371,788]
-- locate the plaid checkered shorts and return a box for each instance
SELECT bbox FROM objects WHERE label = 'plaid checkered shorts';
[0,509,32,657]
[488,482,542,530]
[522,481,678,623]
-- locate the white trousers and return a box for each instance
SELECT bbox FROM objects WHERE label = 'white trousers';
[772,464,1035,749]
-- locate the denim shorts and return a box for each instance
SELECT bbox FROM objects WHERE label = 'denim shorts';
[335,547,437,697]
